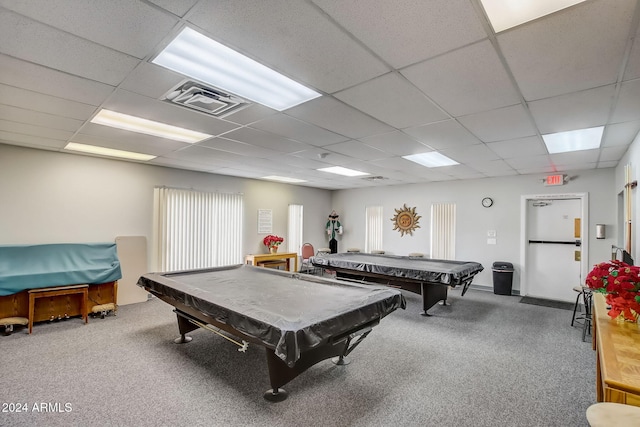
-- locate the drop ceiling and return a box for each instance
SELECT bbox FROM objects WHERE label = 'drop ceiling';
[0,0,639,190]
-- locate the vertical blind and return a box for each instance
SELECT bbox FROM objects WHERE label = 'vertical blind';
[365,206,384,253]
[153,187,243,271]
[288,204,303,254]
[431,203,456,260]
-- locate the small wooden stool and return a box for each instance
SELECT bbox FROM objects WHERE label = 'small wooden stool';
[586,402,640,426]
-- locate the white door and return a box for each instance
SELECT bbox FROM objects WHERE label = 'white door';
[526,198,582,302]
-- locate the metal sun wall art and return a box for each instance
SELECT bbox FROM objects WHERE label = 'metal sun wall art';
[391,204,421,237]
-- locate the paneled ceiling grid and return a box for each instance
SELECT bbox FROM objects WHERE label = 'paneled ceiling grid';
[0,0,638,189]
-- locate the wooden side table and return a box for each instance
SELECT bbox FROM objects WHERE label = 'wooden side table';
[28,284,89,334]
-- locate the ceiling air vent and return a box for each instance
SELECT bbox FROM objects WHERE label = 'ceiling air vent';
[161,80,251,118]
[362,176,388,182]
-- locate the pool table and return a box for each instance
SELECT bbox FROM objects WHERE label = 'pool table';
[310,252,483,316]
[137,264,405,401]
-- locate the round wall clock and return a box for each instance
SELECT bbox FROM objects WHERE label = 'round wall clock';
[391,204,421,237]
[482,197,493,208]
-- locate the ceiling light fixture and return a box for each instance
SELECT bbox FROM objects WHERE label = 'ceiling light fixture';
[403,152,459,168]
[318,166,369,177]
[64,142,157,161]
[90,109,213,143]
[479,0,588,33]
[152,27,321,111]
[542,126,604,154]
[262,175,308,183]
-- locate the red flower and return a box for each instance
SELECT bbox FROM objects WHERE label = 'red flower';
[263,234,284,248]
[586,260,640,322]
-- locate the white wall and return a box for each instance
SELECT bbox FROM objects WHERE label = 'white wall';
[0,144,332,271]
[331,169,617,290]
[615,130,640,260]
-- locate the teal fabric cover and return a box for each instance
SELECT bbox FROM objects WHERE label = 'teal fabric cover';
[0,243,122,296]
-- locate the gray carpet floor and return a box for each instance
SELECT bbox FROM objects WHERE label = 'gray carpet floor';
[1,287,594,427]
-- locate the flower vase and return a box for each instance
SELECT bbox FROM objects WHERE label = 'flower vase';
[270,246,278,254]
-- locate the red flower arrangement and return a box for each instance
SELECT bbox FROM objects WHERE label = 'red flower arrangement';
[586,260,640,322]
[263,234,284,249]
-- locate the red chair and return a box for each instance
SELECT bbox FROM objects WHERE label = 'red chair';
[300,243,317,274]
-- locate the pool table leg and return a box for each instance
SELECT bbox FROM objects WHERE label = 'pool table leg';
[421,283,449,316]
[173,311,196,343]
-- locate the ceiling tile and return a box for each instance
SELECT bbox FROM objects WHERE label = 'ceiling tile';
[611,79,640,123]
[505,154,552,169]
[1,0,179,58]
[0,133,66,150]
[334,73,448,128]
[600,145,629,162]
[0,119,73,141]
[220,127,307,154]
[0,84,97,121]
[0,10,139,86]
[497,0,636,100]
[458,104,537,142]
[403,120,481,149]
[402,40,522,117]
[187,0,389,93]
[323,140,392,161]
[250,114,348,147]
[0,104,83,132]
[623,22,640,81]
[359,131,431,156]
[487,136,547,159]
[285,97,393,139]
[199,137,282,159]
[147,0,198,17]
[549,149,600,165]
[0,54,114,106]
[440,143,500,163]
[602,120,640,147]
[528,85,615,134]
[312,0,487,68]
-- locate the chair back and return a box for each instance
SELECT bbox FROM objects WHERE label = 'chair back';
[301,243,315,260]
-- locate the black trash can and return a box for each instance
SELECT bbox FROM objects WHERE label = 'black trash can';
[492,262,514,295]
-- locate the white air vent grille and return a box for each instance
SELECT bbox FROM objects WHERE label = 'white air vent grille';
[162,81,251,117]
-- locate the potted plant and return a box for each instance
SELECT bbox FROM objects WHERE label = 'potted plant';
[586,260,640,322]
[263,235,284,254]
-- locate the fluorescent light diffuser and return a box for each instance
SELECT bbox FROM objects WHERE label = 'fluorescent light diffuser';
[403,152,459,168]
[262,175,307,183]
[318,166,369,177]
[64,142,157,161]
[90,109,212,143]
[152,27,321,111]
[542,126,604,154]
[480,0,588,33]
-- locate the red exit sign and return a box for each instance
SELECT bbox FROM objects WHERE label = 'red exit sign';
[545,174,565,186]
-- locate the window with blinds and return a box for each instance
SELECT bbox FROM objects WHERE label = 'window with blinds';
[288,204,303,254]
[153,187,243,271]
[430,203,456,260]
[365,206,384,253]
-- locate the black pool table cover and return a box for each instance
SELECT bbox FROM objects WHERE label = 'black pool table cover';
[310,252,484,287]
[137,265,405,366]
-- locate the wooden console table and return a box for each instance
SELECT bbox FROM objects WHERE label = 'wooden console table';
[28,284,88,334]
[245,252,298,272]
[592,293,640,406]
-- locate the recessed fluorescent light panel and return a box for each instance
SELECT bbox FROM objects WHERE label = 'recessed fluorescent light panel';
[262,176,307,183]
[403,152,459,168]
[318,166,369,177]
[64,142,157,161]
[542,126,604,154]
[480,0,588,33]
[152,27,321,111]
[90,109,212,143]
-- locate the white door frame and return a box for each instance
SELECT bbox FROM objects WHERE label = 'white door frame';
[519,192,589,297]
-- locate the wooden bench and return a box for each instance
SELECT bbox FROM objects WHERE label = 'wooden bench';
[28,284,88,334]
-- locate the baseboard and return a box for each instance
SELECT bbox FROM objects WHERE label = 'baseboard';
[466,284,521,296]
